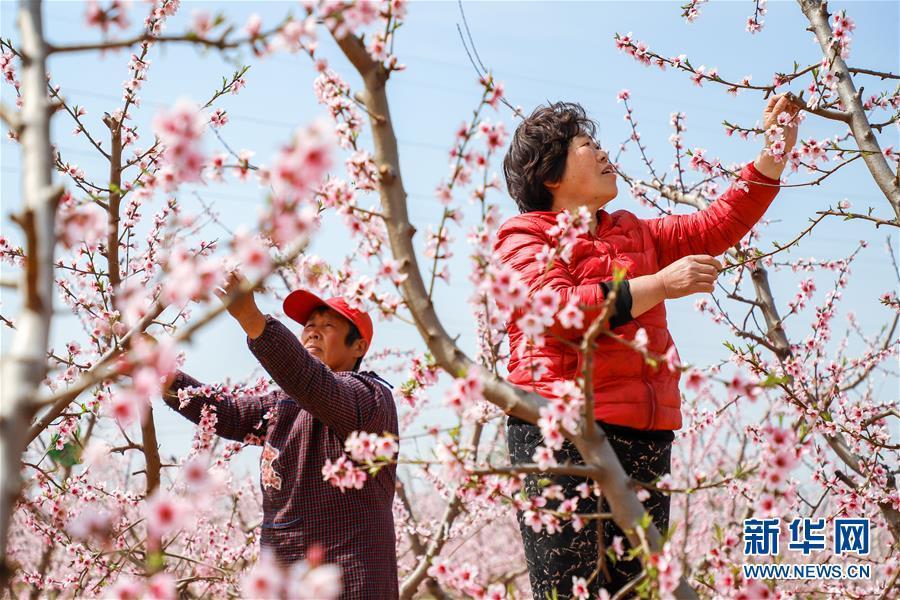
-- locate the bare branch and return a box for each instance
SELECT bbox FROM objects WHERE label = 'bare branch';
[580,293,615,439]
[816,209,900,229]
[0,102,20,132]
[103,114,123,294]
[140,404,161,495]
[46,23,286,55]
[798,0,900,220]
[847,67,899,80]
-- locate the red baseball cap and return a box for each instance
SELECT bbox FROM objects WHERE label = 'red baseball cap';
[283,290,374,350]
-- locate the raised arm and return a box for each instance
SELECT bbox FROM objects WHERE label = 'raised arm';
[245,314,390,439]
[161,370,277,443]
[644,161,781,268]
[494,217,728,337]
[212,271,391,439]
[645,93,800,268]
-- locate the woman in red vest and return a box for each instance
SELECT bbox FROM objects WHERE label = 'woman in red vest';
[495,95,799,597]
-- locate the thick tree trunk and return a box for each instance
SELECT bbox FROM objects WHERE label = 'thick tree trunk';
[0,0,61,585]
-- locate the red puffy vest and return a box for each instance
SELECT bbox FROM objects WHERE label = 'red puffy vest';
[494,162,780,431]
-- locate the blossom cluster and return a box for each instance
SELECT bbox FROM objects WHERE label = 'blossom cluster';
[263,120,332,248]
[532,380,586,469]
[313,67,363,150]
[681,0,707,24]
[152,100,206,186]
[745,0,768,34]
[241,551,342,600]
[84,0,130,33]
[829,10,855,59]
[444,367,486,421]
[343,431,399,463]
[321,454,368,492]
[426,557,509,599]
[397,352,439,407]
[1,50,18,98]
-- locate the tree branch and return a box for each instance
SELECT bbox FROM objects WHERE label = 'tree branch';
[103,114,123,295]
[140,404,161,495]
[0,0,56,584]
[46,24,286,55]
[798,0,900,221]
[816,209,900,229]
[0,102,20,132]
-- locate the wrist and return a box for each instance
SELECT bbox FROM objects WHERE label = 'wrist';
[754,152,786,181]
[238,309,267,339]
[651,272,669,300]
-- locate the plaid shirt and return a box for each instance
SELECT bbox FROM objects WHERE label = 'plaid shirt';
[163,314,399,599]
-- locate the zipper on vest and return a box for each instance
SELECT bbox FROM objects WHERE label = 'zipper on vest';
[642,359,657,430]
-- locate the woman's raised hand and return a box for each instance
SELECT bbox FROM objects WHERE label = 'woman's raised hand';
[213,269,267,338]
[761,93,801,156]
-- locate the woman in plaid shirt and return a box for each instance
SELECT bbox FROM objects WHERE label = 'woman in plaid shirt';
[161,272,400,599]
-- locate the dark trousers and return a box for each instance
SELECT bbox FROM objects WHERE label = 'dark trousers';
[507,415,674,599]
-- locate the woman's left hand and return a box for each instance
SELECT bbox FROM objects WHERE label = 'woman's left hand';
[761,93,802,156]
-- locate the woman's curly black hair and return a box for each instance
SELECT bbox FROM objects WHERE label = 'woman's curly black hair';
[502,101,598,213]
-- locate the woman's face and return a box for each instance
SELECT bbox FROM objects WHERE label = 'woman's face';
[546,134,618,213]
[301,308,363,372]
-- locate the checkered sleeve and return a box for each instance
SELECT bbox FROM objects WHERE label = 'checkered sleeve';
[246,314,389,440]
[162,370,277,443]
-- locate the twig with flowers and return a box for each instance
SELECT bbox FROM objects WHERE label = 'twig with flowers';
[616,3,900,221]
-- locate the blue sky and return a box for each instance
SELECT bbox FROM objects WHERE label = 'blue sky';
[1,1,897,477]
